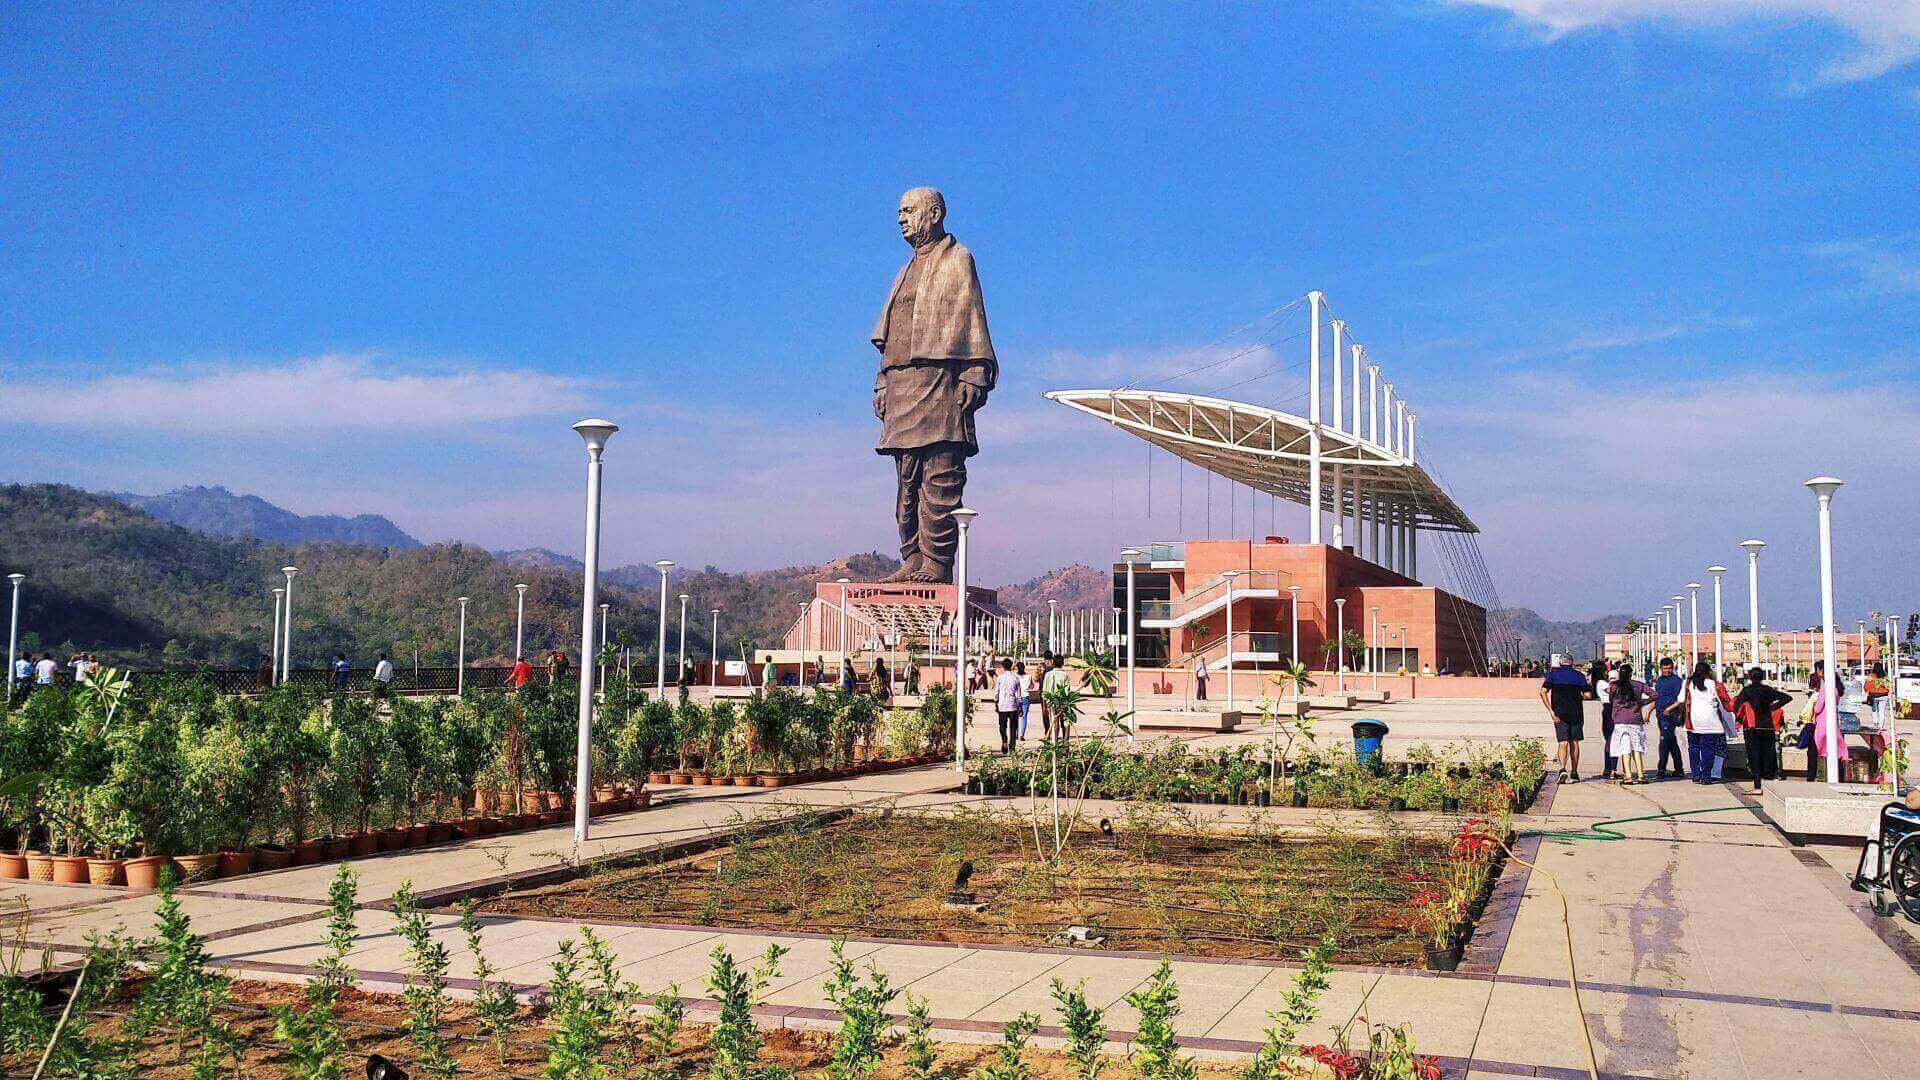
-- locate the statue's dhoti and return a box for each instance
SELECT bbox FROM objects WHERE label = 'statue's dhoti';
[890,443,966,575]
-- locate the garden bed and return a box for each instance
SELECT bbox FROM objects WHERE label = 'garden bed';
[964,738,1547,815]
[477,810,1504,968]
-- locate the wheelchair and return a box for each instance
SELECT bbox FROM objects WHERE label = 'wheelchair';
[1853,801,1920,922]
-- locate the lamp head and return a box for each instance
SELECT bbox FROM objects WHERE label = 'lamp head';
[1335,597,1346,607]
[515,583,528,594]
[600,602,609,611]
[1805,476,1843,499]
[458,596,470,607]
[1686,582,1702,592]
[1120,547,1141,559]
[282,566,299,576]
[1287,584,1300,593]
[5,573,21,585]
[655,559,674,572]
[951,506,977,524]
[1223,570,1239,579]
[1740,538,1765,553]
[836,577,850,585]
[572,418,618,452]
[678,593,689,602]
[273,586,283,596]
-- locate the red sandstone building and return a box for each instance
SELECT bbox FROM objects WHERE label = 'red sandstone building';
[1115,537,1488,675]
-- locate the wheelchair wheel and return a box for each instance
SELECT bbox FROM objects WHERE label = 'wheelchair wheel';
[1869,887,1896,918]
[1892,836,1920,923]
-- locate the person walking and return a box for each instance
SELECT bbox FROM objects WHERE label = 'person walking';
[1652,658,1686,779]
[508,654,534,690]
[1041,652,1071,739]
[1193,653,1209,701]
[1734,666,1791,792]
[1801,660,1841,782]
[256,653,273,691]
[329,653,351,692]
[372,652,395,696]
[1597,663,1619,779]
[1683,659,1735,783]
[1606,661,1653,785]
[871,657,892,704]
[11,653,29,699]
[34,653,57,690]
[1540,654,1590,783]
[548,650,570,684]
[993,658,1021,753]
[840,657,857,694]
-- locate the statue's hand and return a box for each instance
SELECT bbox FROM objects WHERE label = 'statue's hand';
[873,390,886,421]
[958,384,984,413]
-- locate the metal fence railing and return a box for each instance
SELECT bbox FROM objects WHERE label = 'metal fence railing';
[8,665,514,697]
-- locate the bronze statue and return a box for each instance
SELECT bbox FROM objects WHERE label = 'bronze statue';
[871,187,995,584]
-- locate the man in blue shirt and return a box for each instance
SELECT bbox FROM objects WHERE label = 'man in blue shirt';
[1652,658,1686,780]
[1540,654,1591,782]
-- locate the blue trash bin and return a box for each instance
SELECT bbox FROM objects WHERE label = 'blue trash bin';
[1351,720,1390,768]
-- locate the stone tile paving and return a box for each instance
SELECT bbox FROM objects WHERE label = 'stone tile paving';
[11,698,1920,1078]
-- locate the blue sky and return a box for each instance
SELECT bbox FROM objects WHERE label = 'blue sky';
[3,2,1917,625]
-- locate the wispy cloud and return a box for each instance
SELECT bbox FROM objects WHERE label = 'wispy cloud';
[1440,0,1920,83]
[508,3,856,96]
[1805,234,1920,296]
[0,355,584,432]
[1486,313,1755,365]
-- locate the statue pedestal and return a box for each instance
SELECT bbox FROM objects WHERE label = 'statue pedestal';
[785,580,1004,653]
[830,580,1003,615]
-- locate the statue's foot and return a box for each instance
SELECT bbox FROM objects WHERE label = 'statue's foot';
[908,561,950,584]
[882,560,922,583]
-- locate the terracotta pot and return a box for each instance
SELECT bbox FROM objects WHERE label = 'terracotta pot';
[86,857,127,887]
[0,852,26,879]
[453,818,487,839]
[291,839,325,865]
[51,855,89,885]
[649,771,672,785]
[542,791,565,811]
[690,773,713,786]
[376,827,409,852]
[321,837,351,861]
[756,774,784,788]
[253,844,296,872]
[633,789,652,809]
[425,822,455,845]
[667,771,692,784]
[347,832,380,857]
[594,786,619,801]
[172,853,220,883]
[216,850,255,878]
[123,854,170,890]
[538,809,566,826]
[25,852,54,882]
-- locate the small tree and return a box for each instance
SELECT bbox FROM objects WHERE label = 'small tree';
[1125,961,1195,1080]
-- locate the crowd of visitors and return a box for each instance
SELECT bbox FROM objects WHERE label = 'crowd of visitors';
[1540,650,1859,792]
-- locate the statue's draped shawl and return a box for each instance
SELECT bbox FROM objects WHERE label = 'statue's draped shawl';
[871,234,996,384]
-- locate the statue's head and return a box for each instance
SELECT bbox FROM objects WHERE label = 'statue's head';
[897,187,947,248]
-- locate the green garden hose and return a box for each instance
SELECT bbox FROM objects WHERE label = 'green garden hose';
[1520,805,1744,843]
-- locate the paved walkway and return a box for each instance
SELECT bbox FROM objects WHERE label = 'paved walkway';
[8,698,1920,1078]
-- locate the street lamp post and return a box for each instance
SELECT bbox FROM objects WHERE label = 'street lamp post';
[1686,584,1702,671]
[1368,606,1380,691]
[837,578,851,666]
[710,608,721,689]
[1224,571,1239,710]
[677,594,691,683]
[1287,584,1302,667]
[1048,599,1058,655]
[1707,567,1726,672]
[514,583,529,662]
[6,568,23,703]
[1120,549,1141,745]
[1400,625,1409,672]
[952,508,977,773]
[1334,598,1346,691]
[571,418,616,843]
[456,597,470,696]
[654,560,674,698]
[598,602,610,691]
[1741,540,1764,671]
[1807,476,1843,785]
[1890,613,1905,792]
[269,586,283,687]
[280,566,299,683]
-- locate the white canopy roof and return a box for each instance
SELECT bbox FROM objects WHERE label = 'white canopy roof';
[1043,388,1477,533]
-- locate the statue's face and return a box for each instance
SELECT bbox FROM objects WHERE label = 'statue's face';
[898,194,943,246]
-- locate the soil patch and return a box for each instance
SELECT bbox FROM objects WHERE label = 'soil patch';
[478,810,1456,966]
